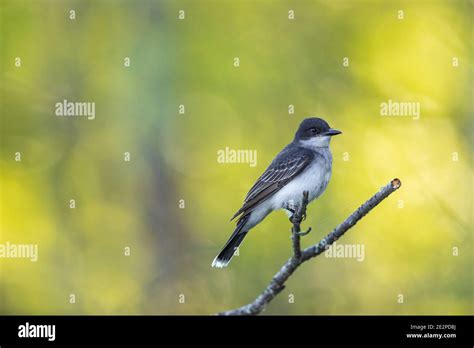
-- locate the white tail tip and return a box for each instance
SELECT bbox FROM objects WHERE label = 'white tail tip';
[211,257,230,268]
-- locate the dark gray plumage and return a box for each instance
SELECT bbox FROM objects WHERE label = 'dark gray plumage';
[212,117,341,268]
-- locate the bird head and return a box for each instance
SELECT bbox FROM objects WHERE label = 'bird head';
[294,117,342,149]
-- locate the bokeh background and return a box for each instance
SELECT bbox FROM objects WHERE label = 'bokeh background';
[0,0,472,315]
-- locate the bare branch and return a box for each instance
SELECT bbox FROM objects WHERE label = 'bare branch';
[218,178,402,316]
[290,191,310,259]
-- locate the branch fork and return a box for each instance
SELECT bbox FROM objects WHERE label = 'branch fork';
[218,178,402,316]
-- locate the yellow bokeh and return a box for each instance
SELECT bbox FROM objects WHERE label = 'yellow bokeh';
[0,0,472,314]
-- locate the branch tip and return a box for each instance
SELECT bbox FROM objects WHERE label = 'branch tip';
[391,178,401,189]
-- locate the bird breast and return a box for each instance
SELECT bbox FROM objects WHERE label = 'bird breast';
[272,150,332,209]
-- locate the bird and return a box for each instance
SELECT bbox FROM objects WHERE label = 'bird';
[212,117,342,268]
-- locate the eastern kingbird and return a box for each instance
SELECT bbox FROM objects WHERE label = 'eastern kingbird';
[212,117,342,268]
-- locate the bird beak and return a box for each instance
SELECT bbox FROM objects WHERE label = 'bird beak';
[324,128,342,136]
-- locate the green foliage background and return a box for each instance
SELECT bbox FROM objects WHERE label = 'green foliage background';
[0,0,472,314]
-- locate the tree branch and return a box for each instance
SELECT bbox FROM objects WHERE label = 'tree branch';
[290,191,310,259]
[218,178,402,316]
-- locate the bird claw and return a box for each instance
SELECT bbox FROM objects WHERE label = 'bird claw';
[289,212,306,223]
[286,206,296,223]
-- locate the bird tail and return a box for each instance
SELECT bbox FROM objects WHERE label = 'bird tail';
[212,216,249,268]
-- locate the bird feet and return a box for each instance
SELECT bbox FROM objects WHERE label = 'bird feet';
[285,206,296,222]
[286,205,311,236]
[287,209,306,223]
[285,202,307,225]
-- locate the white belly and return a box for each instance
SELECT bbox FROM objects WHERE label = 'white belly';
[242,150,333,232]
[271,160,331,210]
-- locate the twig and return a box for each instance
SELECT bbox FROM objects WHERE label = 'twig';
[218,178,402,315]
[290,191,310,260]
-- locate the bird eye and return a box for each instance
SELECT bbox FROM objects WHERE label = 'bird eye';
[310,127,318,134]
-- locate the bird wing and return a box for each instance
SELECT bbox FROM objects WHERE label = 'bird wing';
[231,148,314,221]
